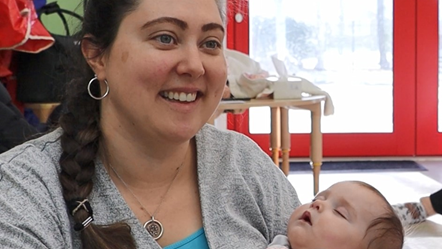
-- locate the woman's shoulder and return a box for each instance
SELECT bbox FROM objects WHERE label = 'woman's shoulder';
[0,128,63,175]
[0,128,72,248]
[197,124,287,180]
[198,124,262,150]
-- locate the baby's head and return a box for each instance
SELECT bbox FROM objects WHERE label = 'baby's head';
[287,181,403,249]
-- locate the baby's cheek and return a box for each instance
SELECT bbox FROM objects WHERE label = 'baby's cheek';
[286,205,308,235]
[321,230,360,249]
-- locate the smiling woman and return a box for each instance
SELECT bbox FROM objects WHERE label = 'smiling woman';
[87,0,228,144]
[0,0,301,248]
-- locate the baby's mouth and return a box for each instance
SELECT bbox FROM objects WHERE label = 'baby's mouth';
[300,211,312,225]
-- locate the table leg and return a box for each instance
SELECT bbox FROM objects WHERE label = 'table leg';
[270,107,281,167]
[310,103,323,195]
[280,107,290,176]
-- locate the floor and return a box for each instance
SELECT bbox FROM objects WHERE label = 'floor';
[290,156,442,180]
[416,158,442,184]
[287,157,442,249]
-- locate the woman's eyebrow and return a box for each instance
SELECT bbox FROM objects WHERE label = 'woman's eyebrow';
[142,17,188,30]
[141,17,224,35]
[202,23,225,34]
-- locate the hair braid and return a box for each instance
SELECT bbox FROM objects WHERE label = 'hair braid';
[58,77,135,248]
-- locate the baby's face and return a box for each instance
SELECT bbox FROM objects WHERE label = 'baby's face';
[287,181,388,249]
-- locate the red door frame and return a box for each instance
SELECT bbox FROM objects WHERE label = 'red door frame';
[226,0,417,157]
[416,0,441,155]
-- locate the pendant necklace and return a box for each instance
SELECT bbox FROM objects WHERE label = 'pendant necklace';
[109,158,185,240]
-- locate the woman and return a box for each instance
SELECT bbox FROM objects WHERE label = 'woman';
[0,0,300,248]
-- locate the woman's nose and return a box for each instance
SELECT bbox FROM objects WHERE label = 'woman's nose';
[177,47,205,78]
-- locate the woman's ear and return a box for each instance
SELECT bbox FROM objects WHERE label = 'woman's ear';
[81,36,106,77]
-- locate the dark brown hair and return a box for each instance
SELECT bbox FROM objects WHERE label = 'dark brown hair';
[58,0,227,248]
[351,181,404,249]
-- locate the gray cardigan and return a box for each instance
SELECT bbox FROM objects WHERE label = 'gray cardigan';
[0,124,300,248]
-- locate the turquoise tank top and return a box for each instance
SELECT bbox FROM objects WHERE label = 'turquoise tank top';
[163,228,208,249]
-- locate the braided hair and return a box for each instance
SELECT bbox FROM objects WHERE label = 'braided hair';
[58,0,139,247]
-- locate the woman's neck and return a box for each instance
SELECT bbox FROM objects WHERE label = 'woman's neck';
[100,132,194,188]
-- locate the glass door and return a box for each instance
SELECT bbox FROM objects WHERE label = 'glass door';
[227,0,417,157]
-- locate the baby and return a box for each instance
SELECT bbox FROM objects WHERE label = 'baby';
[268,181,404,249]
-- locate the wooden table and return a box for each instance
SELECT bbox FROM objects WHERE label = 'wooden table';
[210,96,325,194]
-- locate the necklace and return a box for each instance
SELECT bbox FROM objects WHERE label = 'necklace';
[109,159,185,240]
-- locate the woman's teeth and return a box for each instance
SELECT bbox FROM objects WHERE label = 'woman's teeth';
[162,92,197,102]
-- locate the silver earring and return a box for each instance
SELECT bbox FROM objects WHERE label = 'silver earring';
[87,75,110,100]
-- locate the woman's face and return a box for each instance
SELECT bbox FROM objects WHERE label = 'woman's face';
[99,0,226,142]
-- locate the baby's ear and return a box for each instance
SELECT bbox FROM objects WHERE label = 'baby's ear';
[81,36,106,77]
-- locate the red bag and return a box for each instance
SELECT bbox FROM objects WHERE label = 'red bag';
[0,0,54,53]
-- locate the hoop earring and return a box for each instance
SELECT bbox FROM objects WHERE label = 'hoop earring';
[87,75,110,100]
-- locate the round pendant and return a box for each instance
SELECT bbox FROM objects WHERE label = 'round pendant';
[144,218,164,240]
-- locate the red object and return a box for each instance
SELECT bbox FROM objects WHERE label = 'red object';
[0,0,54,53]
[415,0,441,155]
[0,0,54,112]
